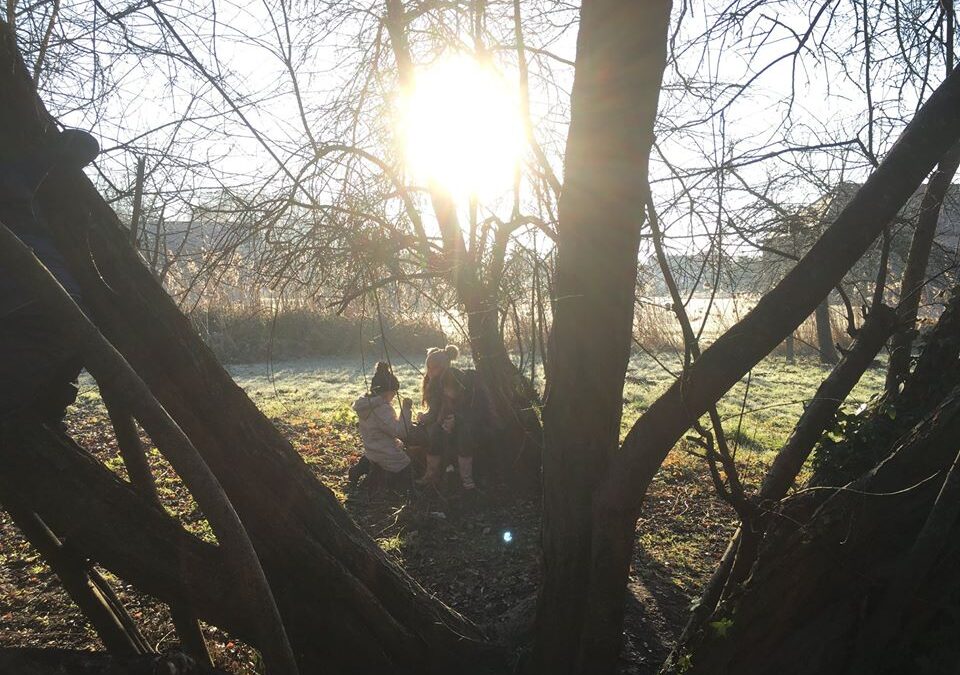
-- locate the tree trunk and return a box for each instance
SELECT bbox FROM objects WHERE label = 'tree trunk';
[670,291,960,673]
[0,220,297,675]
[465,297,541,490]
[815,299,838,365]
[808,289,960,490]
[667,303,898,655]
[723,305,895,587]
[851,439,960,672]
[885,139,960,394]
[757,306,895,504]
[532,2,672,674]
[383,0,543,487]
[102,392,211,666]
[129,156,145,246]
[0,424,262,643]
[0,20,503,675]
[576,60,960,675]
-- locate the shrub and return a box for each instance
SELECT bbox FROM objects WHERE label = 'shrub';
[191,307,447,363]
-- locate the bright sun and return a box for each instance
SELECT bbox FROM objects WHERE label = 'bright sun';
[400,55,525,198]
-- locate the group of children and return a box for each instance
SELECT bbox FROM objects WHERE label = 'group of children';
[350,345,485,491]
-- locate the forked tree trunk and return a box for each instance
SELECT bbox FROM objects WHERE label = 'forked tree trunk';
[0,20,503,675]
[383,0,543,488]
[532,1,672,673]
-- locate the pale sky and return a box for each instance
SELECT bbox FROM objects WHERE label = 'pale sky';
[24,0,952,262]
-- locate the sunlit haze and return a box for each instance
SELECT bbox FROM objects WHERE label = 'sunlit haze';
[399,55,525,200]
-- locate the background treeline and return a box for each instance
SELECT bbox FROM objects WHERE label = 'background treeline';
[191,307,446,363]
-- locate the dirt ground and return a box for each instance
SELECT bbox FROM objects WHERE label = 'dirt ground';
[0,400,738,674]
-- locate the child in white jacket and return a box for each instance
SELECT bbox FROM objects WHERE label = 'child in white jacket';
[349,362,413,486]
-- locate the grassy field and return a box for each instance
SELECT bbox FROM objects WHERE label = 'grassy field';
[623,352,884,458]
[4,351,887,674]
[216,350,885,458]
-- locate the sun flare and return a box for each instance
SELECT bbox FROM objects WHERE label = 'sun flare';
[399,55,525,198]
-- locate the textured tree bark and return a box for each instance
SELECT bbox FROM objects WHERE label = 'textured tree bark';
[531,2,672,674]
[465,297,542,489]
[850,439,960,672]
[0,424,262,643]
[0,19,503,675]
[0,220,297,675]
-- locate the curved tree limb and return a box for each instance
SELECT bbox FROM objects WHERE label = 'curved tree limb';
[0,424,260,642]
[0,489,152,656]
[0,221,298,675]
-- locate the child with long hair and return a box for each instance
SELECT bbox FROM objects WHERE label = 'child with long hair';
[415,345,482,490]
